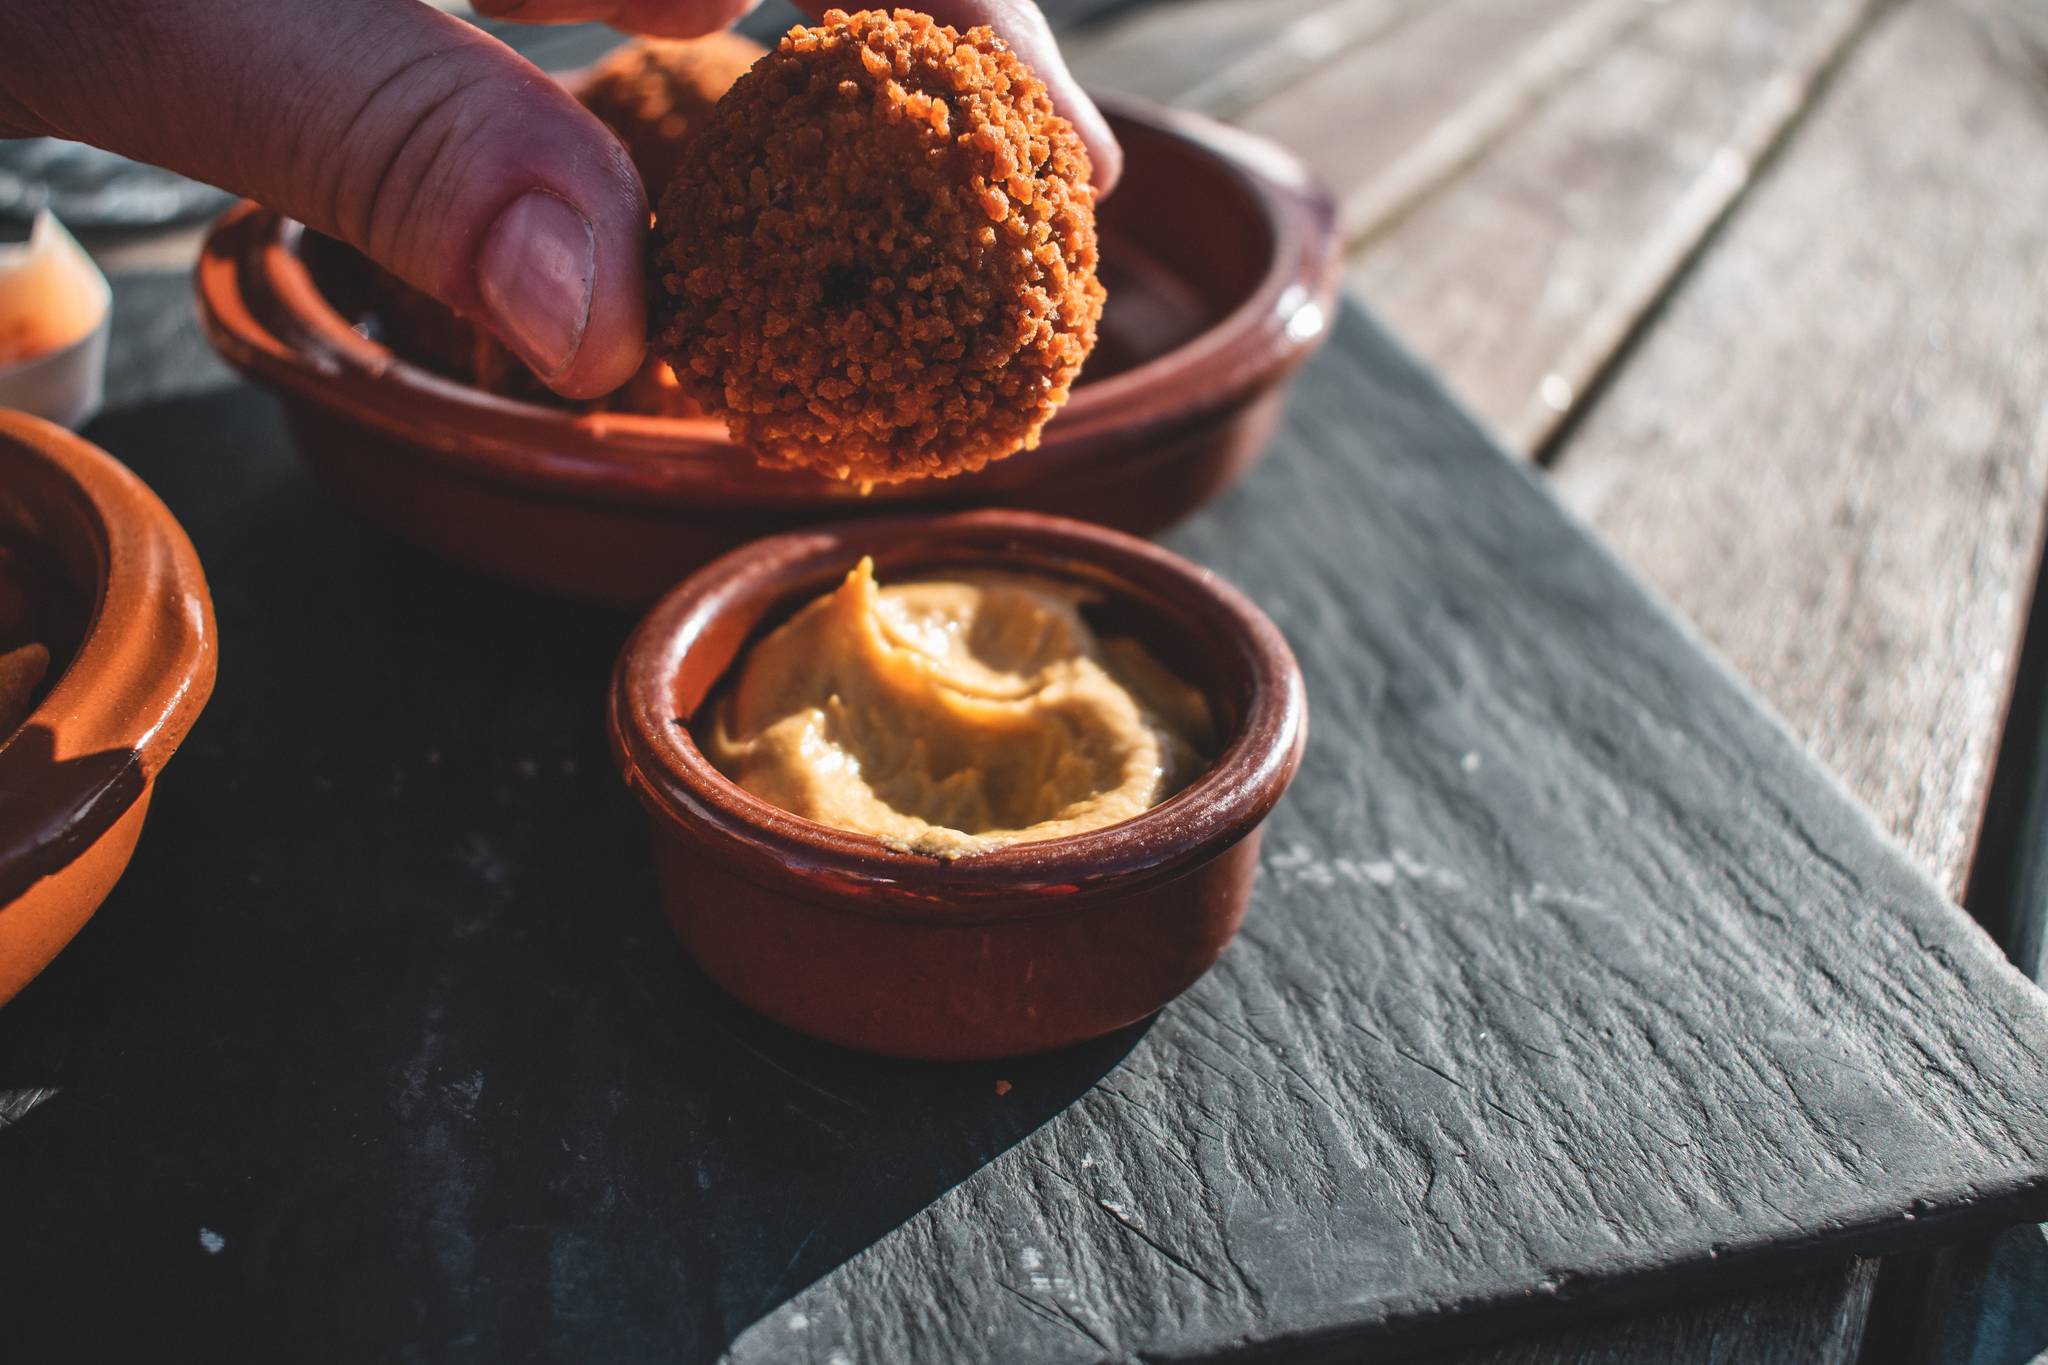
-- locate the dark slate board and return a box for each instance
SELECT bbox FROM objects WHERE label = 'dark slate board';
[2,279,2047,1364]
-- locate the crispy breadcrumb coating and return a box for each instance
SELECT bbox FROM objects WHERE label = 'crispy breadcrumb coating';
[652,8,1104,484]
[577,33,767,193]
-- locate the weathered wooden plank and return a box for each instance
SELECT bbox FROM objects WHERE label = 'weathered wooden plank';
[1066,0,1423,118]
[1239,0,1658,238]
[1549,0,2048,904]
[1346,0,1877,454]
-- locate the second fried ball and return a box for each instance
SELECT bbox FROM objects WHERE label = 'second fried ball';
[576,32,767,193]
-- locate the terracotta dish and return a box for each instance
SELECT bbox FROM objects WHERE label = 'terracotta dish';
[0,412,216,1005]
[196,98,1339,606]
[608,510,1306,1059]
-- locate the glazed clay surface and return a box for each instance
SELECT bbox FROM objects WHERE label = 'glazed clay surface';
[611,512,1307,1058]
[0,412,215,1002]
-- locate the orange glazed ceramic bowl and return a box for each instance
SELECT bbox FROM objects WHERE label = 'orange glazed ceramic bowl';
[196,98,1339,606]
[0,411,216,1004]
[608,510,1306,1059]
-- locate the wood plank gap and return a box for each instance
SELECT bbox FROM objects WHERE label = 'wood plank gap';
[1337,0,1664,248]
[1344,0,1888,458]
[1039,0,1165,34]
[1961,507,2048,954]
[1176,0,1425,120]
[1519,0,1891,459]
[1064,0,1431,115]
[1872,440,2048,1365]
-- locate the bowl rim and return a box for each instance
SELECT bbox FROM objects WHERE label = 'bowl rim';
[193,94,1340,506]
[0,411,217,898]
[608,509,1307,924]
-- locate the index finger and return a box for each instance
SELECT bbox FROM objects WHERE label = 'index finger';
[792,0,1121,191]
[476,0,1123,192]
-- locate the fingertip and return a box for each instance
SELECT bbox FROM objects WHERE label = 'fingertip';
[913,0,1124,195]
[1059,86,1123,197]
[1093,140,1124,198]
[1020,42,1121,195]
[545,302,649,400]
[466,154,648,396]
[561,160,653,398]
[461,101,649,400]
[520,201,650,401]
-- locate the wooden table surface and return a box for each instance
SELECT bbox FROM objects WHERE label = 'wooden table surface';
[42,0,2048,1359]
[1056,0,2048,1359]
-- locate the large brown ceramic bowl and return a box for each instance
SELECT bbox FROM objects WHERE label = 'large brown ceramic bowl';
[608,510,1306,1059]
[0,411,216,1005]
[196,98,1339,606]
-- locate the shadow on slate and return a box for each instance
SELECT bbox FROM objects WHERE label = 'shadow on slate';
[0,299,2045,1363]
[0,386,1145,1362]
[1915,1222,2048,1364]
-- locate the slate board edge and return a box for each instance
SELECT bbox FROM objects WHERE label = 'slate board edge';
[1149,1166,2048,1364]
[1146,307,2048,1362]
[1350,314,1961,915]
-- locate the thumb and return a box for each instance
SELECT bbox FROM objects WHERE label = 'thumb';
[0,0,647,398]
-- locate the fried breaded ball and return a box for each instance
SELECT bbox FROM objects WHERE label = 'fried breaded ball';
[576,33,766,193]
[652,8,1105,484]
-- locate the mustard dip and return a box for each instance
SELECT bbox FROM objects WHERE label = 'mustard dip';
[701,558,1212,858]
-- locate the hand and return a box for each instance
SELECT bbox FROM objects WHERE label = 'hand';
[476,0,1123,187]
[0,0,1119,400]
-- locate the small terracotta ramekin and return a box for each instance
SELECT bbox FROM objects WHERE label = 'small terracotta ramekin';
[0,411,216,1004]
[608,510,1306,1059]
[196,98,1340,606]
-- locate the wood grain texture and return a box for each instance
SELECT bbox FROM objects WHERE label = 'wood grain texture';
[1548,0,2048,905]
[4,288,2047,1361]
[1066,0,1423,119]
[1235,0,1643,230]
[1346,0,1878,455]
